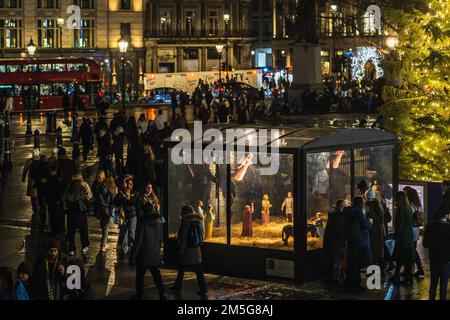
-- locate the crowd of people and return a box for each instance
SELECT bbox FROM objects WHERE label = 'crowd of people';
[322,179,450,299]
[0,109,209,300]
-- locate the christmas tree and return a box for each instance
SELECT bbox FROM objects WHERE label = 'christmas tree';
[381,0,450,181]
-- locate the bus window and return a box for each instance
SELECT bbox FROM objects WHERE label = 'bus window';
[40,84,53,96]
[53,64,66,72]
[67,64,86,72]
[0,84,14,96]
[14,85,23,97]
[76,83,86,94]
[25,64,40,72]
[53,83,67,95]
[0,65,5,73]
[40,64,53,72]
[7,65,22,72]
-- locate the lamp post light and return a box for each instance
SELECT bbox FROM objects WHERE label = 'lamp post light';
[386,35,399,50]
[216,44,224,83]
[223,13,230,81]
[118,36,129,110]
[251,50,255,68]
[57,17,64,50]
[25,38,36,135]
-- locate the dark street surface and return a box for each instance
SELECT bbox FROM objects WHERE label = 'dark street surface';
[0,109,438,300]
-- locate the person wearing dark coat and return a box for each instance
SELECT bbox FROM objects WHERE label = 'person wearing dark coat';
[217,100,229,123]
[33,155,50,230]
[171,205,207,297]
[423,211,450,300]
[31,240,67,300]
[46,166,64,238]
[57,147,77,196]
[344,196,372,291]
[390,191,415,285]
[323,200,346,282]
[365,189,385,268]
[79,117,94,162]
[97,128,112,173]
[131,202,165,300]
[112,126,125,177]
[115,177,138,256]
[92,171,114,251]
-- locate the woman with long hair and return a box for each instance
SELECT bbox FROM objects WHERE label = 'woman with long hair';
[404,186,425,278]
[391,191,415,285]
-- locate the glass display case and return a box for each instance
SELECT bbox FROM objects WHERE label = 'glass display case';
[164,125,398,283]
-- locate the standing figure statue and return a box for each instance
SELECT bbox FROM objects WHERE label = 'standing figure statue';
[297,0,319,44]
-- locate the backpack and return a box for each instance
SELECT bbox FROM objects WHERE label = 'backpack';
[186,223,203,248]
[344,209,363,244]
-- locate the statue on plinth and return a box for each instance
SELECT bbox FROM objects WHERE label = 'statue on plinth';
[297,0,319,44]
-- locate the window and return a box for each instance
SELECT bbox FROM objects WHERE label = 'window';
[40,64,52,72]
[306,150,351,250]
[69,82,86,94]
[6,65,21,72]
[183,48,198,60]
[120,23,131,38]
[0,19,22,48]
[37,0,58,8]
[37,19,59,47]
[363,11,378,35]
[0,0,22,8]
[73,0,94,9]
[160,10,172,36]
[0,65,5,72]
[53,63,66,72]
[74,19,95,48]
[25,64,39,72]
[230,152,294,250]
[207,48,220,60]
[208,10,218,36]
[40,83,52,96]
[67,63,87,72]
[185,10,196,36]
[53,83,67,94]
[120,0,130,10]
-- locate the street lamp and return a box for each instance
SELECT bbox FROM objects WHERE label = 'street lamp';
[216,44,224,83]
[386,35,399,50]
[118,36,129,110]
[27,38,36,59]
[25,38,36,135]
[57,18,64,50]
[223,14,230,81]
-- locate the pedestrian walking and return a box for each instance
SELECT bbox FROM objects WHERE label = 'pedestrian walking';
[171,205,207,297]
[92,171,114,252]
[46,165,64,238]
[79,117,94,162]
[22,149,40,215]
[131,202,165,300]
[65,172,93,256]
[390,191,415,285]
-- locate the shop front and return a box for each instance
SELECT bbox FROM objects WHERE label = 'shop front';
[163,125,398,283]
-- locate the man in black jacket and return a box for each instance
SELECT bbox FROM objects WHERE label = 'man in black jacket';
[423,211,450,300]
[130,203,165,300]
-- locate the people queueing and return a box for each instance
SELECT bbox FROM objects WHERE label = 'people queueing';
[390,191,414,286]
[65,172,93,256]
[323,199,346,283]
[171,205,208,298]
[22,148,41,216]
[343,196,372,291]
[79,117,94,162]
[14,262,32,300]
[365,189,385,270]
[404,186,426,278]
[131,202,166,300]
[423,210,450,300]
[45,165,64,238]
[0,267,14,300]
[31,239,67,300]
[92,171,115,252]
[115,176,138,257]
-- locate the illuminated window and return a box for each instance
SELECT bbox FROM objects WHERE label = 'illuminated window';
[74,19,95,48]
[185,10,196,36]
[0,19,22,48]
[363,11,377,35]
[208,10,218,36]
[37,19,59,47]
[160,10,172,36]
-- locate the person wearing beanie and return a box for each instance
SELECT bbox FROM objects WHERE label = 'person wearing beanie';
[170,205,207,297]
[15,262,32,300]
[31,239,67,300]
[22,149,41,215]
[366,188,385,269]
[130,202,166,300]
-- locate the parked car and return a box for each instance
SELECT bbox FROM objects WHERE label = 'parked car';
[146,87,179,104]
[214,82,259,99]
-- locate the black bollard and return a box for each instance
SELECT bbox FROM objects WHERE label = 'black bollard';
[26,110,32,135]
[3,136,12,171]
[52,111,58,132]
[34,129,40,149]
[56,127,63,148]
[46,112,52,133]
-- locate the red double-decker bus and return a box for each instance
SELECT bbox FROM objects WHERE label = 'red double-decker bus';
[0,58,103,111]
